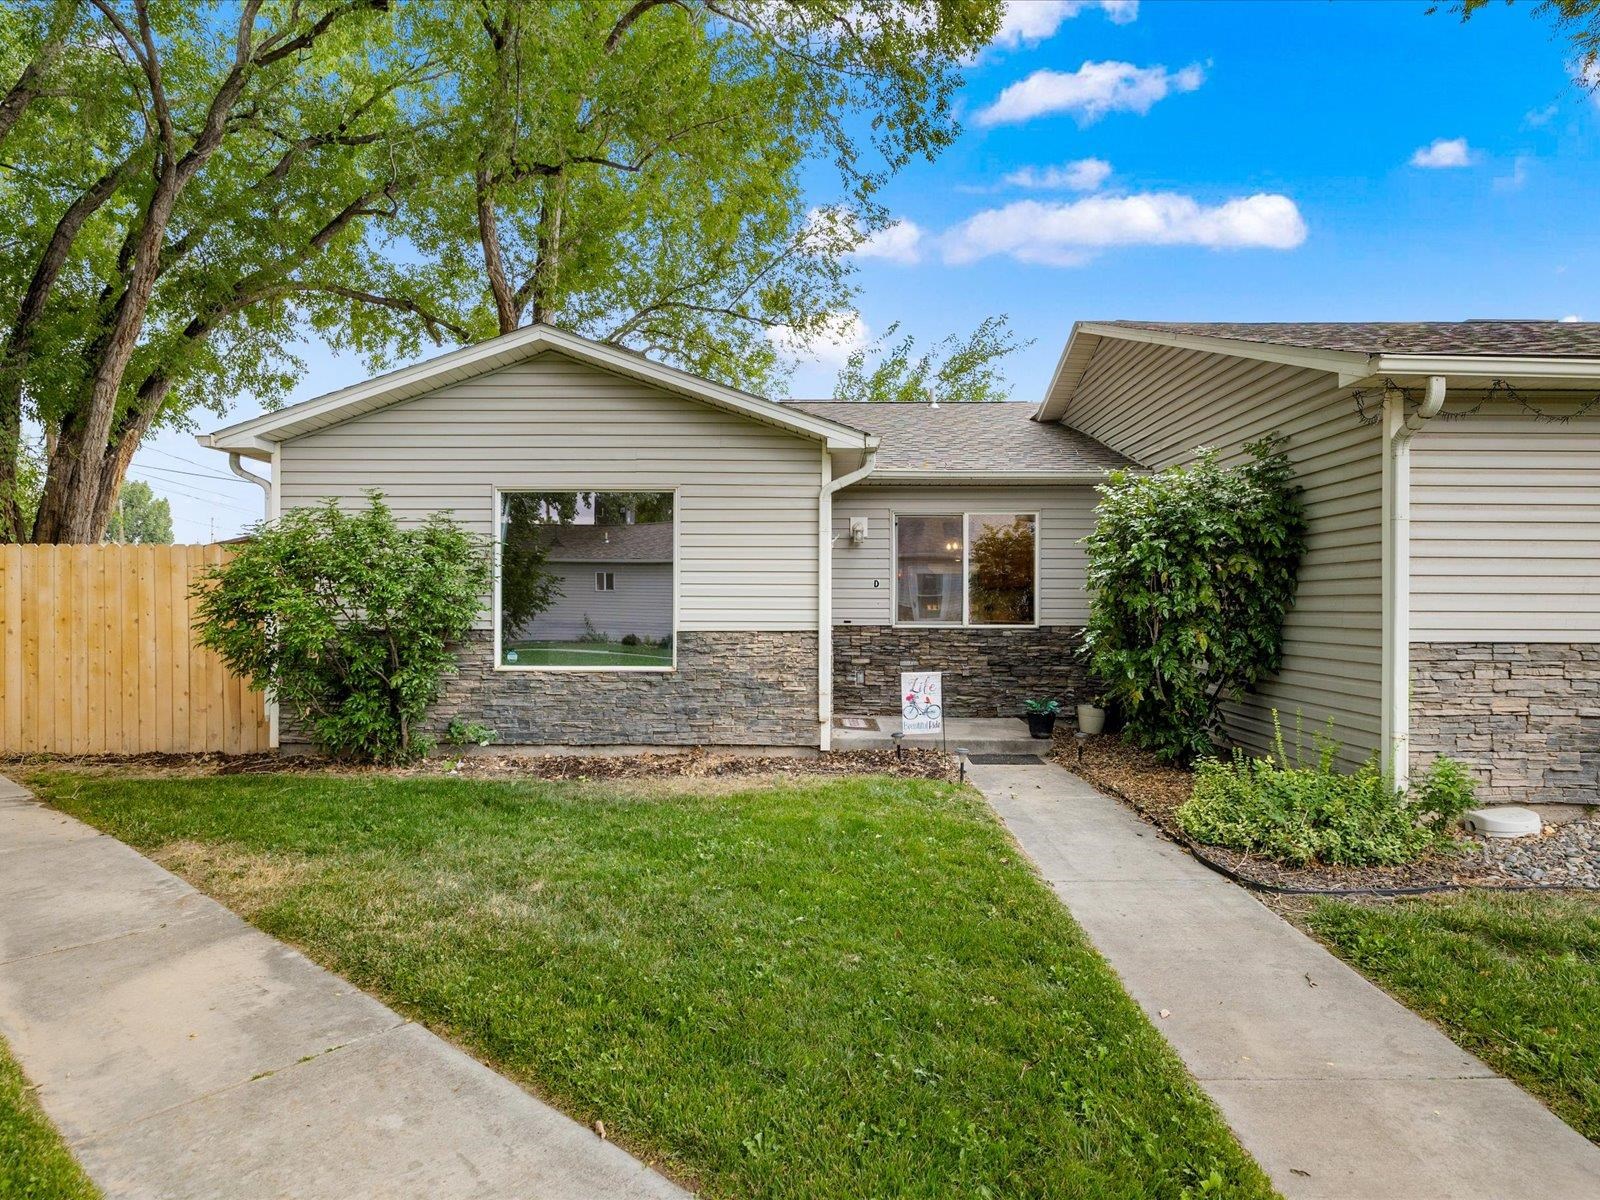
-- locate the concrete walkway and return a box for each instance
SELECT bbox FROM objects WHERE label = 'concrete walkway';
[0,774,689,1200]
[969,760,1600,1200]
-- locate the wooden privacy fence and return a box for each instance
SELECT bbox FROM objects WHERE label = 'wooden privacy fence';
[0,543,269,755]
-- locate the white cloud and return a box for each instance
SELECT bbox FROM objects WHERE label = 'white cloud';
[940,193,1307,267]
[1003,158,1113,192]
[1576,58,1600,103]
[991,0,1138,49]
[1524,102,1560,127]
[852,219,924,265]
[1560,314,1582,323]
[1409,137,1473,168]
[766,312,871,367]
[976,60,1206,127]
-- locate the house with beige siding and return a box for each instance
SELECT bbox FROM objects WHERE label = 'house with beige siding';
[202,319,1600,805]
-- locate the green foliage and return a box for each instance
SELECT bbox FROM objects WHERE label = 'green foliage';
[103,480,173,544]
[1023,698,1061,715]
[833,315,1032,404]
[404,1,1005,389]
[1175,718,1477,866]
[193,494,489,764]
[1083,437,1308,761]
[443,719,497,748]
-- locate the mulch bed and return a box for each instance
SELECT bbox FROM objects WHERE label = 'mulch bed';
[1,746,957,783]
[1047,733,1596,894]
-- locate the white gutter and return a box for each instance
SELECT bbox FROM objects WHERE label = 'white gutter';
[1380,375,1445,788]
[818,448,878,751]
[227,452,272,522]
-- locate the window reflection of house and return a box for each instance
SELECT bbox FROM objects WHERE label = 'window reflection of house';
[511,519,673,643]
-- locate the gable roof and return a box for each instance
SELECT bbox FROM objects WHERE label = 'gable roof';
[541,521,672,564]
[788,400,1133,479]
[1037,319,1600,421]
[201,323,877,460]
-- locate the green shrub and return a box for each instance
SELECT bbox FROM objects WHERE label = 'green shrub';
[1174,719,1476,867]
[443,719,497,747]
[194,493,489,764]
[1083,437,1308,761]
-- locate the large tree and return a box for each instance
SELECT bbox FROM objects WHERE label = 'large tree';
[833,315,1031,404]
[403,0,1000,389]
[0,0,1001,543]
[0,0,461,544]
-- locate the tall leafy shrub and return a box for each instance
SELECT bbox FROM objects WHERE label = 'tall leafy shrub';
[194,494,490,764]
[1083,437,1308,760]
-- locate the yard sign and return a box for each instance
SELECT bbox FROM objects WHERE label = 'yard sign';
[901,671,943,735]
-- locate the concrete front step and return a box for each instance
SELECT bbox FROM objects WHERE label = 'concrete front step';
[831,716,1052,758]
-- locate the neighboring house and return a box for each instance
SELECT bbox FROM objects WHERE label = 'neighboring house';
[202,320,1600,805]
[510,521,674,645]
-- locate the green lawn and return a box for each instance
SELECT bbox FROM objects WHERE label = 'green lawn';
[1306,892,1600,1142]
[0,1037,99,1200]
[503,640,673,667]
[29,770,1272,1200]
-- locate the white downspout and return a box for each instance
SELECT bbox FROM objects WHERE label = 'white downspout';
[818,446,878,751]
[227,452,272,522]
[1382,375,1445,787]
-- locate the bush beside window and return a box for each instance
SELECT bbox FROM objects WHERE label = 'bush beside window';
[1174,722,1478,866]
[1083,437,1308,762]
[194,493,489,764]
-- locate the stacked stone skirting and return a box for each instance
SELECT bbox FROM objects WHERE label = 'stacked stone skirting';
[1410,642,1600,805]
[424,629,819,747]
[831,625,1090,719]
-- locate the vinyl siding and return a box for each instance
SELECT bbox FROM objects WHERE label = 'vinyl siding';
[1063,338,1384,763]
[1412,395,1600,641]
[510,562,673,643]
[278,351,822,631]
[830,483,1098,625]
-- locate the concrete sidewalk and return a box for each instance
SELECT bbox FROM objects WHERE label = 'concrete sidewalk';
[0,774,690,1200]
[970,760,1600,1200]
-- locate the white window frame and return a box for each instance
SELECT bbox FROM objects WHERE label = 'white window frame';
[595,571,615,592]
[891,510,1040,630]
[492,486,679,673]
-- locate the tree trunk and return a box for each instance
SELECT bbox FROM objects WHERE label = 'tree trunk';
[476,167,521,333]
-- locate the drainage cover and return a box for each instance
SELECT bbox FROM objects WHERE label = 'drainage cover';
[965,753,1045,765]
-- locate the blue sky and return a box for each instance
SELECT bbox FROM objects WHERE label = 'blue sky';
[148,0,1600,540]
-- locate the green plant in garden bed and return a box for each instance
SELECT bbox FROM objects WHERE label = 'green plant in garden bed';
[0,1037,99,1199]
[194,493,489,765]
[1175,720,1476,866]
[1306,892,1600,1143]
[1083,437,1308,762]
[29,770,1274,1200]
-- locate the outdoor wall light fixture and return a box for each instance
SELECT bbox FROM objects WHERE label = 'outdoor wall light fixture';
[849,516,868,545]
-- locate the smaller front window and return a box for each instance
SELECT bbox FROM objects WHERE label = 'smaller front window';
[893,510,1038,627]
[596,571,615,591]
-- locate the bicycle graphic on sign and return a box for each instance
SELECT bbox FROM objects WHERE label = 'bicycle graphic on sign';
[901,672,943,735]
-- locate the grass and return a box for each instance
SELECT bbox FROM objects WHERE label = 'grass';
[28,770,1273,1200]
[502,640,673,667]
[1306,891,1600,1142]
[0,1037,99,1200]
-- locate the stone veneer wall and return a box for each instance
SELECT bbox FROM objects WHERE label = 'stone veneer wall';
[1410,642,1600,805]
[831,625,1090,719]
[424,629,818,747]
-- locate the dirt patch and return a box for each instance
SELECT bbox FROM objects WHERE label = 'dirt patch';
[1047,733,1588,894]
[151,839,320,917]
[5,746,956,784]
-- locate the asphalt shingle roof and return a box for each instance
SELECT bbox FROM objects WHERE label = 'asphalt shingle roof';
[1101,320,1600,358]
[786,400,1133,473]
[540,522,673,563]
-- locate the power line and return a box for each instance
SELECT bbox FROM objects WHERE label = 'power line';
[143,444,246,480]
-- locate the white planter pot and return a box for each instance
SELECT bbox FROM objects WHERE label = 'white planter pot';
[1076,704,1106,736]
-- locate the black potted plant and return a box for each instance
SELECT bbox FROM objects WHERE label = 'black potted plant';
[1023,698,1061,739]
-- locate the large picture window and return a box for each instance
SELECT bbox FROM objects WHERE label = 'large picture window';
[497,490,675,669]
[894,511,1037,627]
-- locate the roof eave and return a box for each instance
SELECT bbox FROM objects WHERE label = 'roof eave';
[1035,322,1376,421]
[860,467,1126,485]
[202,324,875,454]
[1372,354,1600,387]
